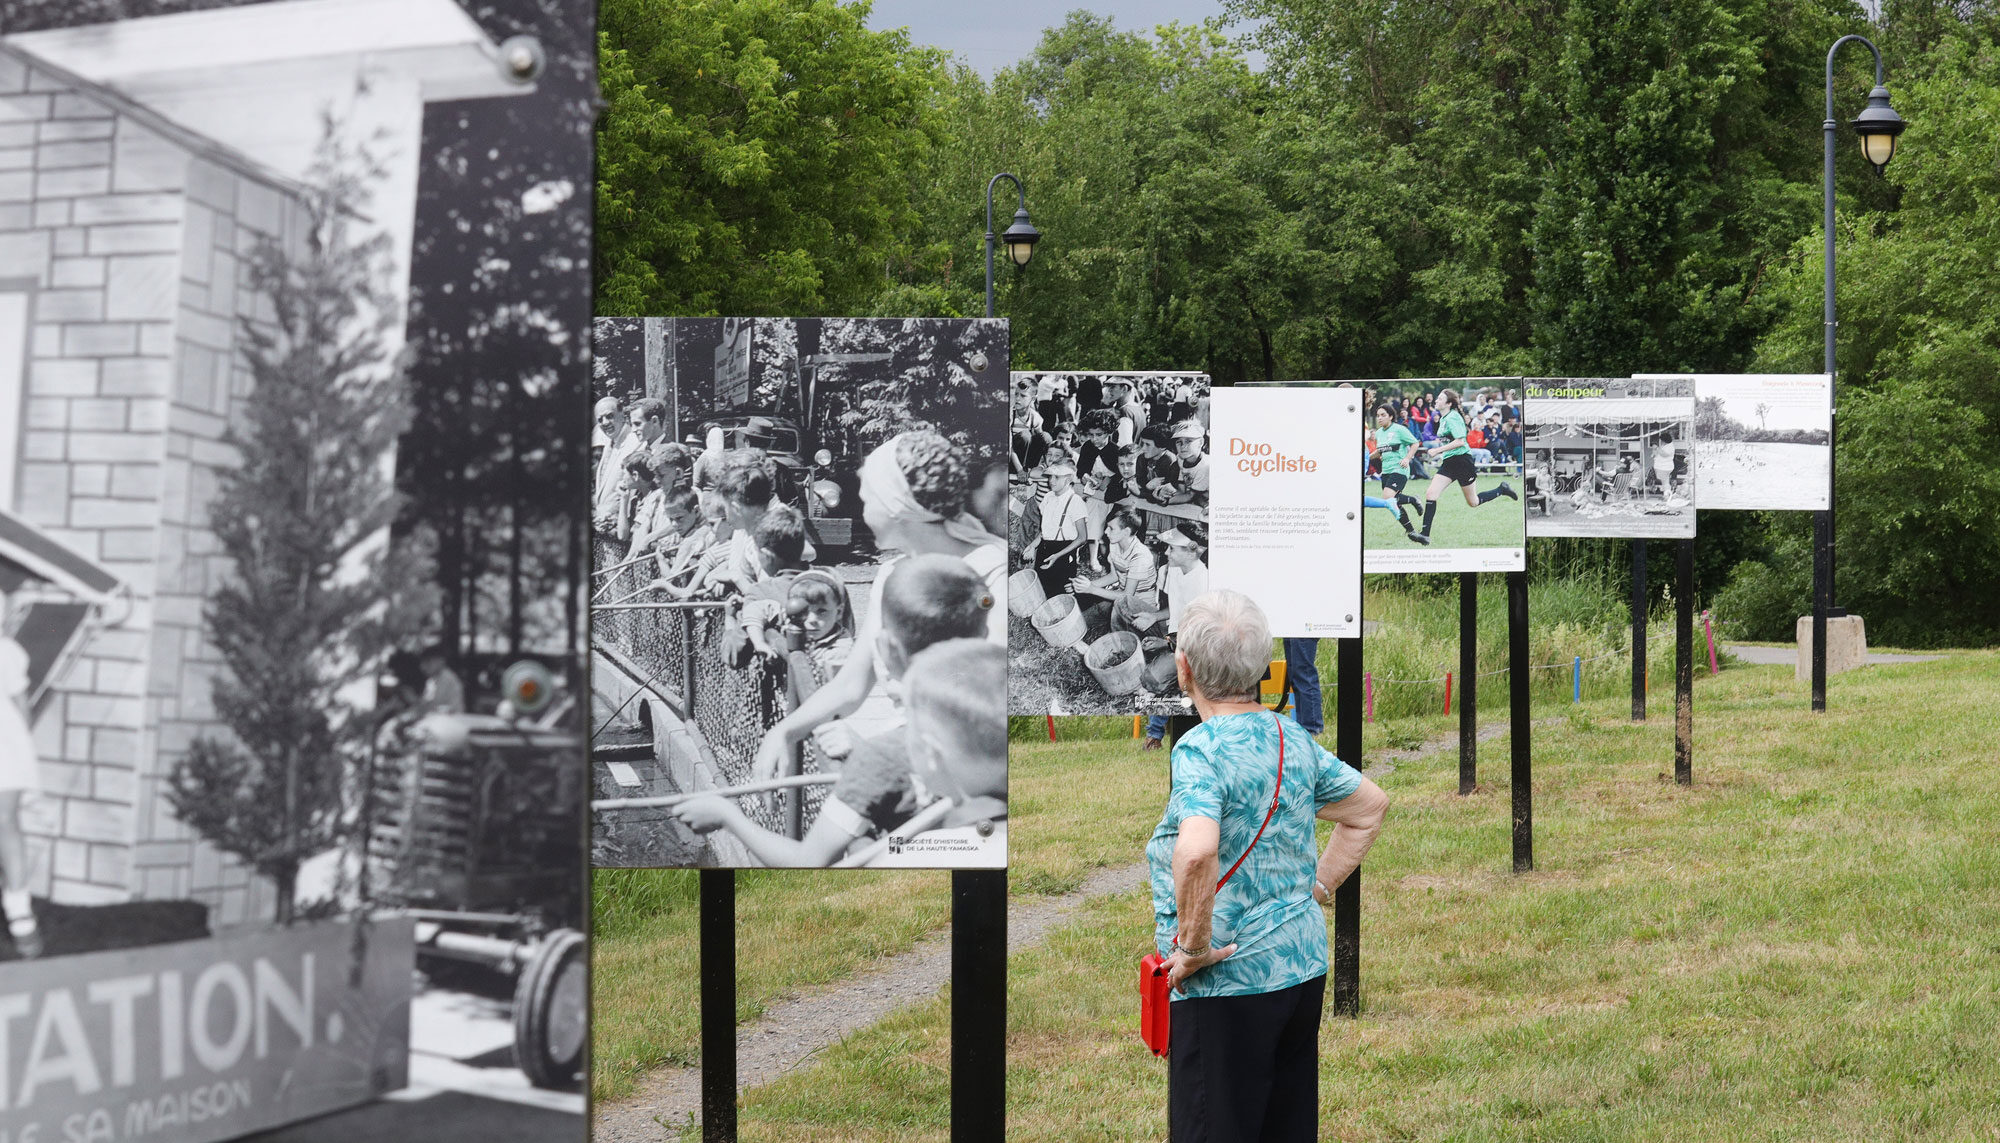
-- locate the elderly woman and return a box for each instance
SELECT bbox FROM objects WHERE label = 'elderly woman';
[1148,589,1387,1141]
[752,430,1005,781]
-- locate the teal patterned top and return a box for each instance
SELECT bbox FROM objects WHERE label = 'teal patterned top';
[1147,711,1362,1000]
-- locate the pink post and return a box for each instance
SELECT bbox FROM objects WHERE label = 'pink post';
[1704,609,1718,676]
[1365,672,1374,722]
[1046,714,1056,742]
[1443,672,1453,717]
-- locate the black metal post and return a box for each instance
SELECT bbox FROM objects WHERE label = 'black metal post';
[1507,571,1531,873]
[700,870,736,1143]
[1333,637,1363,1016]
[1458,572,1477,795]
[1675,539,1694,785]
[951,870,1007,1143]
[1631,539,1647,720]
[1819,34,1886,712]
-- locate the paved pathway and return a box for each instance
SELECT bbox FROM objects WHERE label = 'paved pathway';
[1724,644,1941,666]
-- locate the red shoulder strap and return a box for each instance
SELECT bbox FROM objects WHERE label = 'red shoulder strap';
[1216,713,1284,891]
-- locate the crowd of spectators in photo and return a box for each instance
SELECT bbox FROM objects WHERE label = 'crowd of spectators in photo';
[1366,385,1526,475]
[592,394,1007,867]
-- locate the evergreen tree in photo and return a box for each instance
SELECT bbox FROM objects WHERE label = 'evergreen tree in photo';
[167,128,438,923]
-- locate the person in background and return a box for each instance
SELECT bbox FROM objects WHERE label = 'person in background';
[1148,589,1388,1142]
[419,644,465,715]
[592,396,623,470]
[869,638,1008,866]
[596,397,666,532]
[1140,524,1210,749]
[1029,459,1089,599]
[0,591,43,957]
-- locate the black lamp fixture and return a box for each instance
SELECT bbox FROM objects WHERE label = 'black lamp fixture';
[985,173,1037,317]
[1000,207,1040,267]
[1851,84,1906,173]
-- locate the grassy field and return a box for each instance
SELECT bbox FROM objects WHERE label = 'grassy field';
[1364,472,1525,552]
[611,647,2000,1141]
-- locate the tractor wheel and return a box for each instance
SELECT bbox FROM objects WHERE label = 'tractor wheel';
[513,928,587,1089]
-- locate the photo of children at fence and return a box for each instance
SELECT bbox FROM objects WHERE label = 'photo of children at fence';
[590,316,1008,869]
[1008,372,1213,716]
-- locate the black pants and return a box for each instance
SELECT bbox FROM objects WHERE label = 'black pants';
[1169,974,1325,1143]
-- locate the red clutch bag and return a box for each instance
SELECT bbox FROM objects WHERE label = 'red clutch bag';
[1139,952,1172,1057]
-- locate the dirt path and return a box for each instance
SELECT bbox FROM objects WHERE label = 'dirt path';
[591,719,1512,1141]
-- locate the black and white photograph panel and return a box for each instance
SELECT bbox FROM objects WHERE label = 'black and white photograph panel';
[590,317,1010,871]
[1524,378,1696,539]
[1638,374,1833,511]
[1006,371,1211,717]
[1360,379,1527,573]
[0,1,593,1138]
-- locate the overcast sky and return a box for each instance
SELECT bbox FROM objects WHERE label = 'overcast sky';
[865,1,1262,73]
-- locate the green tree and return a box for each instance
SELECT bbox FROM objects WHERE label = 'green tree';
[167,135,438,923]
[595,0,943,316]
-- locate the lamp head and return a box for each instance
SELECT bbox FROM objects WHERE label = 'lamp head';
[1851,84,1906,174]
[1001,208,1040,267]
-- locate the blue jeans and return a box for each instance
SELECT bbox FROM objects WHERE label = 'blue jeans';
[1147,713,1169,740]
[1285,638,1323,735]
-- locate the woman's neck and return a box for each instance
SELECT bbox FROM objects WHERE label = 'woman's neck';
[1190,691,1265,720]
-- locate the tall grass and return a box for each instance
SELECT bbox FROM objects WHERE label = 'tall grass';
[1010,571,1696,739]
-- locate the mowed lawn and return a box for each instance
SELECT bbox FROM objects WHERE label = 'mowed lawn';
[709,650,2000,1142]
[1364,472,1525,551]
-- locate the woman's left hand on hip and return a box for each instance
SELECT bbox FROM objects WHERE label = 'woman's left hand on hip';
[1166,943,1237,993]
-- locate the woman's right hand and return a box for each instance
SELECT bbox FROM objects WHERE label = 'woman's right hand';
[1165,943,1238,992]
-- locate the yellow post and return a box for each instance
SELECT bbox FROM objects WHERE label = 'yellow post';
[1132,714,1143,738]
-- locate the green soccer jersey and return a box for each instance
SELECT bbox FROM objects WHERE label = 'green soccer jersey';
[1436,409,1469,458]
[1373,423,1418,476]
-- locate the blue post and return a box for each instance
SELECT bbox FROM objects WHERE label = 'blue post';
[1572,655,1582,703]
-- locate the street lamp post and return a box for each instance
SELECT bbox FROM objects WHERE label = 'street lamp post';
[1816,36,1905,712]
[951,172,1037,1143]
[985,172,1039,317]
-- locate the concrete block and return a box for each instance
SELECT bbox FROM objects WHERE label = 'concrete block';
[68,398,129,432]
[0,146,28,171]
[29,358,96,397]
[0,230,51,279]
[36,139,111,170]
[38,120,113,143]
[61,322,137,357]
[0,94,51,123]
[236,180,283,236]
[99,529,153,563]
[52,880,132,907]
[91,763,137,806]
[63,799,134,845]
[133,841,192,869]
[177,308,232,351]
[106,253,178,321]
[70,463,108,497]
[35,165,109,198]
[88,843,131,888]
[106,462,161,500]
[138,321,172,356]
[29,200,65,228]
[22,430,64,462]
[24,397,65,430]
[184,160,236,213]
[140,868,181,901]
[0,169,31,202]
[101,357,170,397]
[0,53,26,94]
[86,222,179,256]
[50,256,105,288]
[73,193,179,226]
[65,692,144,728]
[0,125,31,149]
[67,430,156,463]
[126,398,166,434]
[50,227,83,257]
[64,726,91,763]
[72,496,153,528]
[53,838,88,882]
[111,128,185,194]
[36,288,103,323]
[1796,615,1869,680]
[17,463,66,508]
[40,761,90,797]
[49,95,112,121]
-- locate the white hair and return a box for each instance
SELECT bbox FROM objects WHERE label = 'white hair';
[1176,590,1270,703]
